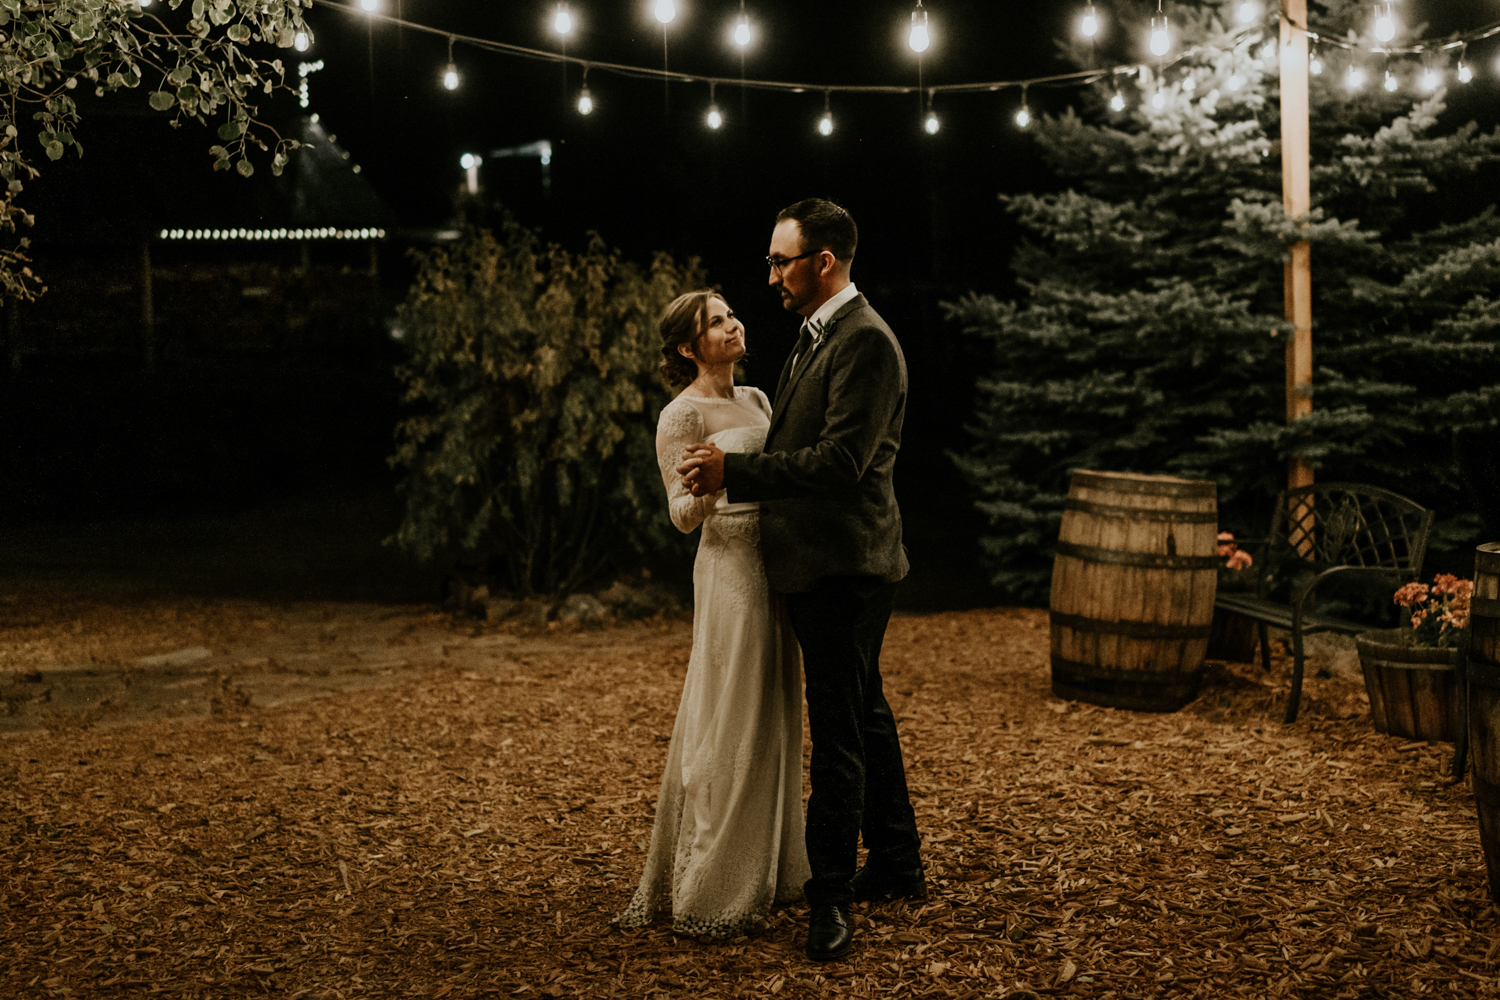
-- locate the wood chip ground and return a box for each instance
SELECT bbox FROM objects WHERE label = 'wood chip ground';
[3,604,1497,998]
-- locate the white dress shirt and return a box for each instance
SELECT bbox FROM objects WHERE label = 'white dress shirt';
[791,282,860,373]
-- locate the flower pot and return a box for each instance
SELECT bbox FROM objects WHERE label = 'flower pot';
[1355,628,1461,742]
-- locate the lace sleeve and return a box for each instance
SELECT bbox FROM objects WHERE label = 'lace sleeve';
[747,386,773,421]
[656,399,721,534]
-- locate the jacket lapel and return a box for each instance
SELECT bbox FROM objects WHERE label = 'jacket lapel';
[767,294,867,438]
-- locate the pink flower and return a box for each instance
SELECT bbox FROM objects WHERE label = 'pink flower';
[1217,531,1236,559]
[1393,582,1430,608]
[1432,573,1462,597]
[1226,549,1253,571]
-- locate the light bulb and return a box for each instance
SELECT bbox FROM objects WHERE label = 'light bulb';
[1458,62,1473,83]
[460,153,477,170]
[1015,106,1031,128]
[1227,73,1243,91]
[1149,16,1170,57]
[1420,68,1439,91]
[1346,65,1365,90]
[1080,5,1099,38]
[359,0,377,11]
[654,0,675,25]
[1310,54,1323,75]
[554,4,574,36]
[817,113,833,136]
[1259,41,1276,62]
[909,7,929,53]
[1182,74,1196,92]
[924,113,939,134]
[443,63,459,90]
[1152,90,1165,109]
[1383,69,1397,92]
[1236,1,1258,24]
[1110,90,1125,112]
[577,87,593,114]
[294,31,309,52]
[733,14,751,47]
[707,105,722,129]
[138,0,151,6]
[1373,4,1395,43]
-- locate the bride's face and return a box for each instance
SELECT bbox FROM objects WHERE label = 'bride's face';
[684,296,746,368]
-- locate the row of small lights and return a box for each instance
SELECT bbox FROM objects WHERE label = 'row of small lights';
[156,227,387,240]
[316,0,1499,139]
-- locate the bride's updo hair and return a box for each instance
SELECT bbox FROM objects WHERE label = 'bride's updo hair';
[658,289,725,388]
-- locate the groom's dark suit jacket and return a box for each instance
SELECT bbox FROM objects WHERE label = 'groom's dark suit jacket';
[723,293,909,594]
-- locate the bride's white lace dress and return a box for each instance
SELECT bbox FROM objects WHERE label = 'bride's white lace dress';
[619,386,810,937]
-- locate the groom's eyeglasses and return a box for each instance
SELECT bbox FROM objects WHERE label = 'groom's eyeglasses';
[765,250,819,273]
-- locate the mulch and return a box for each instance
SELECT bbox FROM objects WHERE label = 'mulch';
[3,605,1497,999]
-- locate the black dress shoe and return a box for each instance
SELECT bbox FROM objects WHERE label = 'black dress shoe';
[850,864,928,903]
[806,904,854,961]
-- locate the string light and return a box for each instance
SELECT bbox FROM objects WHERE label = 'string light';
[294,31,310,52]
[443,37,459,91]
[1227,71,1244,91]
[1373,3,1396,44]
[733,12,752,48]
[1149,11,1170,58]
[1383,68,1397,92]
[1182,73,1196,92]
[1236,1,1259,25]
[1259,40,1276,62]
[553,3,574,36]
[577,65,594,114]
[818,91,833,136]
[706,81,722,128]
[1080,4,1099,39]
[158,228,386,241]
[909,2,930,54]
[137,0,151,7]
[1110,87,1125,112]
[1015,85,1030,128]
[460,153,478,169]
[654,0,675,26]
[1346,62,1366,91]
[925,111,939,134]
[1310,45,1323,76]
[1420,65,1440,91]
[359,0,378,11]
[1458,45,1473,83]
[1151,88,1165,109]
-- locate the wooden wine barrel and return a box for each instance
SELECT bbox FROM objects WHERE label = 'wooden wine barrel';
[1467,542,1500,902]
[1049,470,1218,712]
[1354,629,1459,742]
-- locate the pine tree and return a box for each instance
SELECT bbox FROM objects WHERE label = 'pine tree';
[950,0,1500,602]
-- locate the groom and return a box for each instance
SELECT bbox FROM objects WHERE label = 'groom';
[678,198,924,961]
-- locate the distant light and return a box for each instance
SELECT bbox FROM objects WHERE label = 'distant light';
[1310,53,1323,76]
[359,0,377,11]
[654,0,675,25]
[460,153,478,170]
[1015,106,1030,128]
[1259,41,1276,62]
[138,0,151,6]
[1458,61,1473,84]
[817,112,833,136]
[1420,67,1440,91]
[1346,64,1365,90]
[1110,90,1125,112]
[443,63,459,90]
[733,13,751,47]
[706,104,722,129]
[1383,69,1398,92]
[294,31,309,52]
[1151,90,1165,109]
[1227,73,1244,91]
[1149,16,1170,57]
[577,86,593,114]
[1236,2,1258,24]
[310,112,320,123]
[924,112,939,134]
[908,4,929,53]
[1373,3,1396,43]
[1182,74,1196,92]
[1080,4,1099,38]
[553,3,573,36]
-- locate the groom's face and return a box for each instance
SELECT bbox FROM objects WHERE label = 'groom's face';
[768,219,818,316]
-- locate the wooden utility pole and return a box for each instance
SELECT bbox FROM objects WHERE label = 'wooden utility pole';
[1281,0,1314,491]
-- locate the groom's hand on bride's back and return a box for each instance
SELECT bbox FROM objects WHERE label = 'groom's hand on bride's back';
[678,443,726,497]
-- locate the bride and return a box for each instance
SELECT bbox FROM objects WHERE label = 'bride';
[619,290,810,938]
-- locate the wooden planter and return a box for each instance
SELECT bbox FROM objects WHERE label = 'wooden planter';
[1467,542,1500,902]
[1049,470,1218,712]
[1355,628,1460,742]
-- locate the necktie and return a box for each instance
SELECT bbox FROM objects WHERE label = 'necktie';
[791,320,822,374]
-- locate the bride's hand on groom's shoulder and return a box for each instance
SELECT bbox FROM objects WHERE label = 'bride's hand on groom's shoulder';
[678,443,726,497]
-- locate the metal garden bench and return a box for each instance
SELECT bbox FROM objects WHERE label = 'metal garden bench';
[1214,483,1434,724]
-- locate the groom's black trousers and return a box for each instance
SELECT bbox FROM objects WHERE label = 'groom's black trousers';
[785,575,922,909]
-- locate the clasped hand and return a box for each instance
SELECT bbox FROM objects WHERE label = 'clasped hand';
[677,443,726,497]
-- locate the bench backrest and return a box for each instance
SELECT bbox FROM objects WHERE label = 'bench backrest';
[1256,483,1434,596]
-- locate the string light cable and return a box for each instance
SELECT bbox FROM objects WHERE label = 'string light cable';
[303,0,1500,109]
